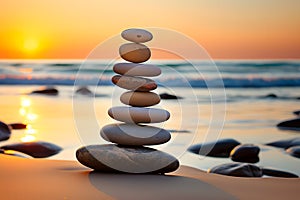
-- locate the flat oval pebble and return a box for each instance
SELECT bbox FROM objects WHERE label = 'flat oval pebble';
[108,106,170,123]
[100,123,171,146]
[121,28,153,43]
[120,91,160,107]
[0,121,11,141]
[208,163,263,177]
[286,146,300,158]
[112,75,157,92]
[230,144,260,163]
[119,43,151,63]
[76,144,179,173]
[113,63,161,77]
[0,141,62,158]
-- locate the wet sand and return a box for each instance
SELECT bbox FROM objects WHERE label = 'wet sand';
[0,155,299,200]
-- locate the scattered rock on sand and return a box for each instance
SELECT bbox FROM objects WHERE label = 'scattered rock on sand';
[9,123,27,130]
[265,138,300,149]
[293,110,300,116]
[159,93,183,100]
[277,118,300,130]
[0,141,62,158]
[230,144,260,163]
[31,87,59,96]
[75,86,93,96]
[264,93,277,98]
[0,121,11,141]
[208,163,263,177]
[76,144,179,174]
[286,146,300,158]
[262,168,298,178]
[188,138,241,157]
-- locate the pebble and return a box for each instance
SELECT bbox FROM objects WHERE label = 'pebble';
[108,106,170,123]
[75,86,93,96]
[262,168,298,178]
[76,144,179,173]
[119,43,151,63]
[31,87,58,96]
[121,28,153,43]
[113,63,161,77]
[265,138,300,149]
[100,123,171,146]
[277,118,300,130]
[0,121,11,141]
[112,75,157,92]
[0,141,62,158]
[286,146,300,158]
[230,144,260,163]
[9,123,27,130]
[188,138,241,157]
[120,91,160,107]
[208,163,263,177]
[159,93,183,100]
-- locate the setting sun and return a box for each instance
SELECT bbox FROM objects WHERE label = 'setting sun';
[23,38,39,53]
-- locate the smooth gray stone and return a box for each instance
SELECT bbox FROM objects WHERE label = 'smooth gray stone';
[0,121,11,141]
[76,144,179,174]
[1,141,62,158]
[188,138,241,157]
[262,168,298,178]
[230,144,260,163]
[75,86,93,95]
[119,43,151,63]
[121,28,153,43]
[208,163,263,177]
[277,118,300,131]
[293,110,300,116]
[113,63,161,77]
[159,93,183,100]
[9,123,27,130]
[265,138,300,149]
[286,146,300,158]
[31,87,58,96]
[100,123,171,146]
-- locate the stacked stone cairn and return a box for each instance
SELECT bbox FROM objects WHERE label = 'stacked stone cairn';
[76,28,179,174]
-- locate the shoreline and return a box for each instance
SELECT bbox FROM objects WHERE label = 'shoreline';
[0,155,299,199]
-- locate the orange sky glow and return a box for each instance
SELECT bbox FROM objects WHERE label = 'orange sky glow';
[0,0,299,59]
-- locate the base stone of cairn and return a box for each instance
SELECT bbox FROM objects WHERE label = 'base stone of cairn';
[76,28,179,174]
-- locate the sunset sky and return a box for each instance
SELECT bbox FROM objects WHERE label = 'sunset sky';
[0,0,299,59]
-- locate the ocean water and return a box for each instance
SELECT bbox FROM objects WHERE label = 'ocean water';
[0,59,299,176]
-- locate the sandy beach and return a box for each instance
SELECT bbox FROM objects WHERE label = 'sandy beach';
[0,154,299,200]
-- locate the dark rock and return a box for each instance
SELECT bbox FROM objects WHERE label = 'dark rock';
[277,118,300,130]
[75,86,93,95]
[265,93,277,98]
[262,168,298,178]
[208,163,263,177]
[188,138,241,157]
[230,144,260,163]
[159,93,183,100]
[0,121,11,141]
[265,138,300,149]
[286,146,300,158]
[0,149,31,158]
[31,87,58,95]
[76,144,179,174]
[0,141,62,158]
[293,110,300,116]
[9,123,27,130]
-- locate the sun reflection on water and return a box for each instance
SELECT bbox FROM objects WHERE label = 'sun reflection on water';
[19,97,38,142]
